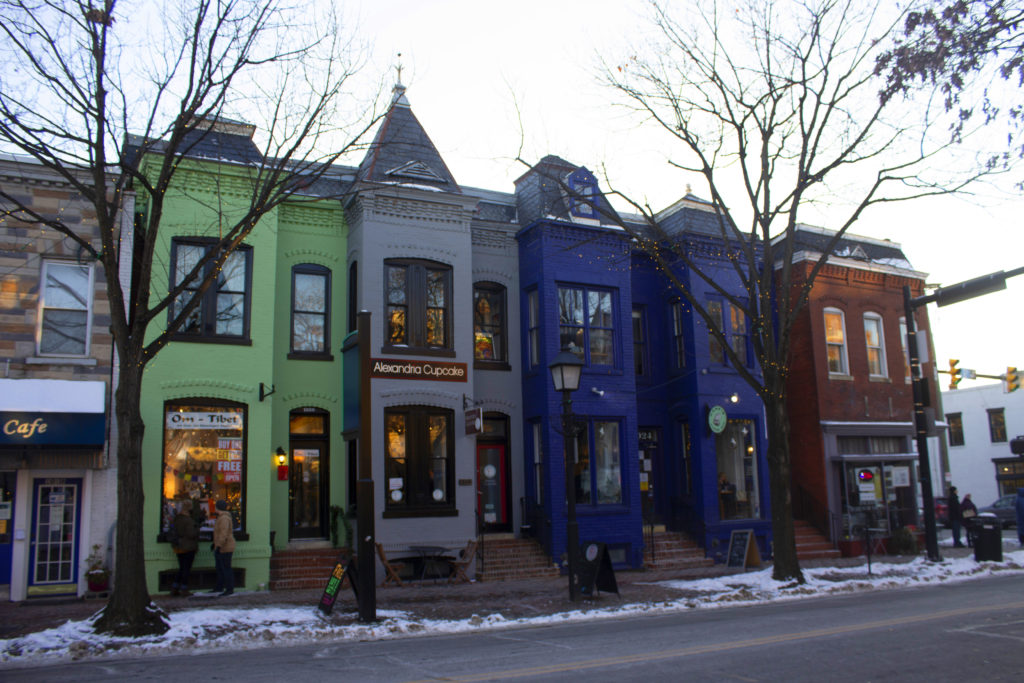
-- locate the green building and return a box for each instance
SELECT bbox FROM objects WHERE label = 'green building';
[137,119,350,591]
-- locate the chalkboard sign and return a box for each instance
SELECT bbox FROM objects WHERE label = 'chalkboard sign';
[577,542,619,597]
[318,554,358,616]
[726,529,761,569]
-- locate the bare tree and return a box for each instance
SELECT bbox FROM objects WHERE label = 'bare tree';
[0,0,381,635]
[579,0,992,582]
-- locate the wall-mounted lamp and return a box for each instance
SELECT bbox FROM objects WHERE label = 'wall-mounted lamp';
[729,393,739,404]
[276,447,288,480]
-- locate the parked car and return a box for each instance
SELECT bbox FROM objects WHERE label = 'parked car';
[933,496,949,528]
[977,494,1018,528]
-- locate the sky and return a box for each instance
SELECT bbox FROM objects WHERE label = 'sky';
[340,0,1024,387]
[3,541,1022,666]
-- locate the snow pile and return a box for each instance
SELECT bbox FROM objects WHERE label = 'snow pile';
[3,550,1023,668]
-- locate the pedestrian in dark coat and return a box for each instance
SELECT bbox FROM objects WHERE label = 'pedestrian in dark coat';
[949,486,964,548]
[961,494,978,547]
[171,499,199,596]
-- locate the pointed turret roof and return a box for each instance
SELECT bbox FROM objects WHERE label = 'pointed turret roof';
[355,84,460,193]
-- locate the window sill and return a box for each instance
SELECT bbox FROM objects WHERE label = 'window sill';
[381,345,456,358]
[169,335,252,346]
[287,352,335,362]
[383,507,458,518]
[828,373,854,381]
[868,375,891,383]
[26,356,97,366]
[474,360,511,371]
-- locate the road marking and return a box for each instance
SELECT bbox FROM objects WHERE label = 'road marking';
[406,600,1024,682]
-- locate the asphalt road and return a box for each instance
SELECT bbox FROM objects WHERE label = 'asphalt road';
[6,573,1024,682]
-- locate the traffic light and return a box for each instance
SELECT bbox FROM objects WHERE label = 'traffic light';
[1007,366,1019,393]
[948,359,961,390]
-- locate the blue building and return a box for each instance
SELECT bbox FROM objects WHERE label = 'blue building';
[632,193,771,563]
[514,158,771,568]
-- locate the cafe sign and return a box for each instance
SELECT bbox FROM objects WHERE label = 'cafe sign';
[0,411,105,446]
[370,358,468,382]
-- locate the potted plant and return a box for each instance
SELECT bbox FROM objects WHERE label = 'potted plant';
[84,543,111,592]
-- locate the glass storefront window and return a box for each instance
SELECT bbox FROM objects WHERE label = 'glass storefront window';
[716,419,759,520]
[162,402,245,537]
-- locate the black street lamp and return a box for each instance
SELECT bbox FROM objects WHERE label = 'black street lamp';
[549,348,584,602]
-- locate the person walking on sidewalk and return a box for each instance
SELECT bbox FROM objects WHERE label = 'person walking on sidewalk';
[961,494,978,548]
[212,499,236,596]
[949,486,964,548]
[171,500,199,595]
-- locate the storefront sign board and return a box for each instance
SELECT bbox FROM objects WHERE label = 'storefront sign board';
[369,358,468,382]
[0,411,104,446]
[726,529,761,569]
[318,554,358,616]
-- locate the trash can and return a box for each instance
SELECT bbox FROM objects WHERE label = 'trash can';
[973,514,1003,562]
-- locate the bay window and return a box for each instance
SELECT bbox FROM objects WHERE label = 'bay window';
[384,406,455,515]
[558,285,615,366]
[384,259,452,353]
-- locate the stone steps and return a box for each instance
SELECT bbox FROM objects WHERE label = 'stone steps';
[643,531,715,571]
[793,521,841,560]
[269,547,347,591]
[477,536,560,582]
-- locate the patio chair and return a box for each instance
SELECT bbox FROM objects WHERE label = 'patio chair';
[375,542,405,587]
[448,539,477,584]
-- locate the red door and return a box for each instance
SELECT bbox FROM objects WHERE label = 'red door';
[476,444,509,532]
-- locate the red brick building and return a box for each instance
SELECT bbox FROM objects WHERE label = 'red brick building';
[779,226,939,556]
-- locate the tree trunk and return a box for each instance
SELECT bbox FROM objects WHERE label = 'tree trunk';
[764,374,804,584]
[93,353,169,636]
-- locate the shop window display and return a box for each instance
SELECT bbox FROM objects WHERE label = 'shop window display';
[162,402,245,537]
[384,406,454,515]
[716,419,760,520]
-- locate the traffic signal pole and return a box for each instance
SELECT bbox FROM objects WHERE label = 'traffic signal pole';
[903,264,1024,563]
[903,285,942,562]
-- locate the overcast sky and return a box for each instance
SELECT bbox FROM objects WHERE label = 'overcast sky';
[350,1,1023,390]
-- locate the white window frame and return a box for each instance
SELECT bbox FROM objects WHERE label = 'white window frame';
[898,317,911,382]
[37,260,93,357]
[824,308,849,376]
[863,312,887,378]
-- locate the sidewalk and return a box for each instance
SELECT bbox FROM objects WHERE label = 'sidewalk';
[0,545,980,642]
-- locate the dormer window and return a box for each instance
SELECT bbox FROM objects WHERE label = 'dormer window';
[572,182,596,218]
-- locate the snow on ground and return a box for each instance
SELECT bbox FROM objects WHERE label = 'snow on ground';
[3,549,1023,669]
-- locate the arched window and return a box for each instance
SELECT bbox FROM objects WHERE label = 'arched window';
[824,308,849,375]
[290,264,331,357]
[473,281,507,366]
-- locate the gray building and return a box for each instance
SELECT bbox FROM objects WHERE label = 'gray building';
[344,85,523,571]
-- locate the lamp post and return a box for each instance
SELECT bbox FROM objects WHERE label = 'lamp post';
[549,348,584,602]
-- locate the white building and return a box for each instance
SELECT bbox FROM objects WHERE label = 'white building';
[941,382,1023,507]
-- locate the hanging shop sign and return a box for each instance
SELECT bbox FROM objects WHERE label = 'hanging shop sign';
[0,411,105,446]
[369,358,468,382]
[707,405,728,434]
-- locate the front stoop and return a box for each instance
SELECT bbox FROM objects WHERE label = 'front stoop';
[643,530,715,572]
[477,535,560,582]
[269,546,346,591]
[794,520,842,561]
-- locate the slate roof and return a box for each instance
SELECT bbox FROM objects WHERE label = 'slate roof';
[784,225,914,270]
[656,194,736,238]
[355,85,460,193]
[513,155,620,226]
